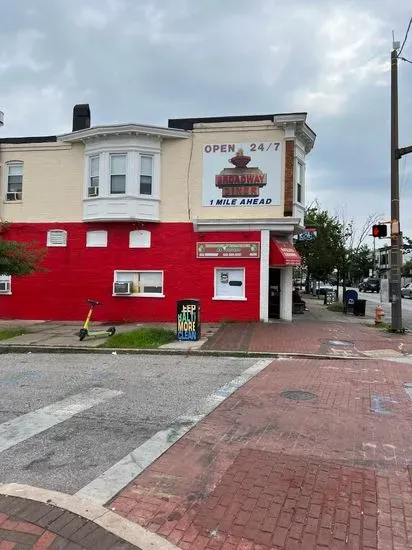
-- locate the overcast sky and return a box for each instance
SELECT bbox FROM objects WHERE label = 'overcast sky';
[1,0,411,245]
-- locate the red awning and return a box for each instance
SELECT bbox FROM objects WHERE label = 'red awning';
[269,239,301,267]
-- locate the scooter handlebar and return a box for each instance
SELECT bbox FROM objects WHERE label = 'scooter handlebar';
[87,299,102,306]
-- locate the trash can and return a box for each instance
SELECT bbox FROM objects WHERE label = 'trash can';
[176,299,201,341]
[354,299,366,317]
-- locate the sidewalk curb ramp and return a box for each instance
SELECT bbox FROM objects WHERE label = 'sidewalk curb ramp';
[0,483,178,550]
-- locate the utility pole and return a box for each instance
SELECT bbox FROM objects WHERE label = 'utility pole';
[390,47,403,331]
[390,38,412,332]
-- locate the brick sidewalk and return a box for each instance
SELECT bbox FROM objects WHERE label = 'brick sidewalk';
[201,320,412,357]
[110,356,412,549]
[0,495,141,549]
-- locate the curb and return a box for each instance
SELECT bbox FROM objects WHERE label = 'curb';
[0,344,370,360]
[0,483,178,550]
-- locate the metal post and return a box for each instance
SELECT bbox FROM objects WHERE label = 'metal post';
[390,49,403,331]
[373,237,376,276]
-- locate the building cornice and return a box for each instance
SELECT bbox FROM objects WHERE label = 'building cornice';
[273,114,316,154]
[58,123,190,143]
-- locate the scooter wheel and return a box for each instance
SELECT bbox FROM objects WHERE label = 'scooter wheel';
[108,327,116,336]
[79,329,88,341]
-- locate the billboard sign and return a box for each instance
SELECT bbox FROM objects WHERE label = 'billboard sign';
[202,142,282,207]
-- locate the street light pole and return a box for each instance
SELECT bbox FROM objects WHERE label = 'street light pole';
[390,48,403,332]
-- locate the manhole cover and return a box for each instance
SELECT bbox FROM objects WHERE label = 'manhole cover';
[281,390,318,401]
[327,340,353,347]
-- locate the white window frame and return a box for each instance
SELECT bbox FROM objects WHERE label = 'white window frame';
[139,154,153,196]
[47,229,68,247]
[113,270,164,297]
[88,156,100,197]
[296,160,305,205]
[86,230,108,247]
[110,153,127,195]
[129,230,151,248]
[83,145,161,200]
[0,275,12,295]
[5,161,24,201]
[213,267,246,301]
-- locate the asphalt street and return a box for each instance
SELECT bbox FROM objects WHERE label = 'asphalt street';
[0,353,258,501]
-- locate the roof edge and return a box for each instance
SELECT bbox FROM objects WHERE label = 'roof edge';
[0,136,57,144]
[58,123,189,142]
[168,112,309,131]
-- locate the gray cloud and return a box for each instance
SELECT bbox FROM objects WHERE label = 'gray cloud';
[0,0,411,239]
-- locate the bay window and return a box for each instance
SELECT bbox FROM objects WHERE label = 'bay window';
[140,155,153,195]
[110,154,126,194]
[88,156,99,196]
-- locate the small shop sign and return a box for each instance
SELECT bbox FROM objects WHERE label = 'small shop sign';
[196,242,260,259]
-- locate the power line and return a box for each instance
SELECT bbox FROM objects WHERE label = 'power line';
[400,56,412,64]
[398,16,412,56]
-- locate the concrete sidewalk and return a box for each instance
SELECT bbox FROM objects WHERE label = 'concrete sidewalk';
[0,297,410,361]
[0,320,219,351]
[109,354,412,549]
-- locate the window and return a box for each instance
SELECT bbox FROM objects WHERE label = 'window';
[86,230,108,247]
[114,270,163,296]
[6,162,23,201]
[47,229,68,247]
[88,156,99,197]
[296,161,305,204]
[214,268,246,300]
[129,230,151,248]
[110,154,126,194]
[0,275,11,294]
[140,156,153,195]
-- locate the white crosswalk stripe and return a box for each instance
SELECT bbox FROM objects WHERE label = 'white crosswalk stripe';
[0,387,122,453]
[0,358,271,506]
[75,359,272,504]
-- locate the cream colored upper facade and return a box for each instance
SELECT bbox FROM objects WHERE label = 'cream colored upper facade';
[0,114,315,228]
[0,141,84,223]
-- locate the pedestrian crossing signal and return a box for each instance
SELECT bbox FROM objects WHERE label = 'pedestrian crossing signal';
[372,224,387,238]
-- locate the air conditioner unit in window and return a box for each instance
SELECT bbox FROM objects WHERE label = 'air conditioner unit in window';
[0,281,10,293]
[88,187,99,197]
[113,281,133,295]
[6,192,22,201]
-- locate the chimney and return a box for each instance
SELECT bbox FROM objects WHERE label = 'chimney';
[72,104,91,132]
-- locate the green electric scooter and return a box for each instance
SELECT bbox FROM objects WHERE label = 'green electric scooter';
[77,299,116,341]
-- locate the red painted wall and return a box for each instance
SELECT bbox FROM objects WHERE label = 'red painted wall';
[0,223,261,323]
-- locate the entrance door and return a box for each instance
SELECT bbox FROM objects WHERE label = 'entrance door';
[268,268,281,319]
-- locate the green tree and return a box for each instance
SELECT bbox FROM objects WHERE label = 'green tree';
[349,245,373,281]
[295,206,344,285]
[402,259,412,277]
[0,223,46,276]
[403,236,412,255]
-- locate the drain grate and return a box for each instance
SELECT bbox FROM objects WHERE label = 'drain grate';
[281,390,318,401]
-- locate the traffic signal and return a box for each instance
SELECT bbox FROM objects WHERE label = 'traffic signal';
[372,224,388,238]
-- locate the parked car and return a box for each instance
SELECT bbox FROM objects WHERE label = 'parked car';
[401,283,412,298]
[359,278,380,293]
[315,285,335,296]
